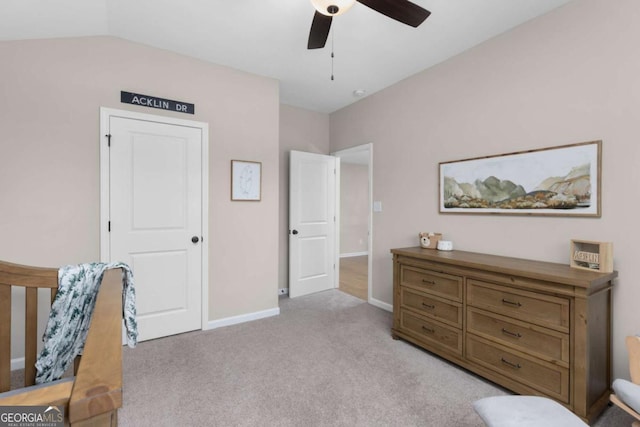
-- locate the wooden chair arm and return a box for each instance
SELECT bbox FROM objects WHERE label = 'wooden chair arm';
[68,268,124,425]
[628,336,640,384]
[610,393,640,422]
[0,377,74,407]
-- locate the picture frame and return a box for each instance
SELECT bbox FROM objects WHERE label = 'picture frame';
[569,239,613,272]
[439,140,601,217]
[231,160,261,201]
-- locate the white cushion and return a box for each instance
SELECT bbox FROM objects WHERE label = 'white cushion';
[473,396,588,427]
[613,378,640,414]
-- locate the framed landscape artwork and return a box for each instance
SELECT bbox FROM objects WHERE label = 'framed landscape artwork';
[439,140,601,217]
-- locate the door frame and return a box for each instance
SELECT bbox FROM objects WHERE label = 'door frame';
[331,143,373,303]
[99,107,210,331]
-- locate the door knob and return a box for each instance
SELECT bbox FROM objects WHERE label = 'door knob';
[191,236,200,243]
[291,230,298,235]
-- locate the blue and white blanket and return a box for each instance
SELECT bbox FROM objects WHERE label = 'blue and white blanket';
[35,262,137,384]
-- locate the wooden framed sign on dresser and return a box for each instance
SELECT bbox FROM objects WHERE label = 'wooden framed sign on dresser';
[390,247,618,424]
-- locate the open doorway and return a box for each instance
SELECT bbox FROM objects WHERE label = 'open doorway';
[332,144,372,302]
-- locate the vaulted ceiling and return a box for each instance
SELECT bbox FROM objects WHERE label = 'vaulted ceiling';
[2,0,572,113]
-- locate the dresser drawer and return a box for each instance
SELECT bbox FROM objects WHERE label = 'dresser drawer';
[400,266,462,302]
[401,287,462,328]
[466,335,569,403]
[467,307,569,364]
[467,280,569,332]
[401,310,462,356]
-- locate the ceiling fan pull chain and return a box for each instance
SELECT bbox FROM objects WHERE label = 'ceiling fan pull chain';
[331,50,334,81]
[331,25,335,81]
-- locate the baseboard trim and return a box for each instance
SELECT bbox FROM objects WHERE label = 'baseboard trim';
[340,252,368,258]
[11,357,25,371]
[369,298,392,312]
[206,307,280,330]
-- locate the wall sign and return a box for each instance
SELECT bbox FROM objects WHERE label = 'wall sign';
[121,91,194,114]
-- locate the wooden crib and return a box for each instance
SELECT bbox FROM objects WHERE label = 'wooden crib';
[0,260,124,426]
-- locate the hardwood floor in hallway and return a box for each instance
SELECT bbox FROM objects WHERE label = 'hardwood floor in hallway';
[339,255,368,301]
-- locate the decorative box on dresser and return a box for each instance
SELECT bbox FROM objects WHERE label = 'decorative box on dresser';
[390,247,618,424]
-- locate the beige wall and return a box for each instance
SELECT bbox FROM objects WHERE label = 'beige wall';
[3,0,636,381]
[0,36,280,325]
[329,0,640,379]
[278,105,330,289]
[340,163,369,255]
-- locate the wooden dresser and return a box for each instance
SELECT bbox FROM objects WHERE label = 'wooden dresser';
[390,247,617,424]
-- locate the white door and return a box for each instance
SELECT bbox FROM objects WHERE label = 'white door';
[289,151,339,298]
[107,116,203,341]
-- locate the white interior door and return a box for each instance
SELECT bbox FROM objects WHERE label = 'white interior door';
[289,151,339,298]
[107,115,203,341]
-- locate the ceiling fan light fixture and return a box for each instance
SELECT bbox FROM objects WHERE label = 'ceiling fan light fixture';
[310,0,356,16]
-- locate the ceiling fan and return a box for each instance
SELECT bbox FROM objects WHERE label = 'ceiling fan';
[308,0,431,49]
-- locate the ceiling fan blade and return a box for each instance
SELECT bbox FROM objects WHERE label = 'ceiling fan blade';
[356,0,431,27]
[308,11,333,49]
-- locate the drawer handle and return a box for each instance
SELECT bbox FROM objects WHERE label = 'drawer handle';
[501,328,522,339]
[500,357,522,369]
[422,325,435,334]
[422,302,436,310]
[501,298,522,308]
[422,279,436,285]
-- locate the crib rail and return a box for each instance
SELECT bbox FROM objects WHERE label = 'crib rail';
[0,260,58,391]
[0,263,124,426]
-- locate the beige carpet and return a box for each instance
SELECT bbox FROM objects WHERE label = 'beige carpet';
[119,290,632,426]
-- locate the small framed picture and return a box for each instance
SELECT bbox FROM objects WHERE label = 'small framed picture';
[231,160,261,201]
